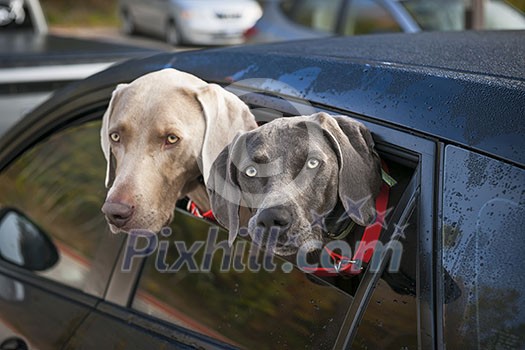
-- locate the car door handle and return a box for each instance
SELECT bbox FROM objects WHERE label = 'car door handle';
[0,337,28,350]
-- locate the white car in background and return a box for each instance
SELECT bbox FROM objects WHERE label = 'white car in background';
[119,0,263,46]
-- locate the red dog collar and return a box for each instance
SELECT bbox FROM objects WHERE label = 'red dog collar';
[304,162,392,277]
[187,200,216,221]
[303,181,390,276]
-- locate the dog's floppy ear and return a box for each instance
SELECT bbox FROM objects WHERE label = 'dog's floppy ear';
[313,112,382,226]
[206,133,245,246]
[196,84,256,184]
[100,83,128,188]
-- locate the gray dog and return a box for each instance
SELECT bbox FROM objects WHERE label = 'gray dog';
[207,112,382,256]
[100,68,257,234]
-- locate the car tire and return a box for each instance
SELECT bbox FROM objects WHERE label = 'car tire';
[121,10,136,35]
[165,20,181,46]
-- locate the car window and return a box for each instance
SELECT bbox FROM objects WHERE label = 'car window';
[352,209,418,349]
[131,210,353,349]
[280,0,343,33]
[442,146,525,349]
[0,120,124,297]
[342,0,402,35]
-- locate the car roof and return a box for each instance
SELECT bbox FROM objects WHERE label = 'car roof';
[232,30,525,81]
[168,30,524,166]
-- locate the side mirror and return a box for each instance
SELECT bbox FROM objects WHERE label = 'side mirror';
[0,207,58,271]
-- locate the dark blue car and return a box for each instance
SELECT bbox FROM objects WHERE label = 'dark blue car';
[0,30,523,349]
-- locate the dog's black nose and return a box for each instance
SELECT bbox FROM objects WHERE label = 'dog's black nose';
[256,207,292,231]
[102,202,134,228]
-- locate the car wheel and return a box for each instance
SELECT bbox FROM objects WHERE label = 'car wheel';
[121,10,136,35]
[165,21,180,46]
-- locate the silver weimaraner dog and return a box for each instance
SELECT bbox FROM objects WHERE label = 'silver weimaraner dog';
[207,112,382,256]
[100,68,257,233]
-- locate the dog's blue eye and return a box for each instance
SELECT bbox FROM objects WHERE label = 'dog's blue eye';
[110,132,120,143]
[307,158,320,169]
[245,166,257,177]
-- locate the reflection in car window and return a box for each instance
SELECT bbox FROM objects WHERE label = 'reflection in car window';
[353,209,418,349]
[132,210,353,349]
[281,0,343,33]
[342,0,402,35]
[443,146,525,349]
[0,120,123,297]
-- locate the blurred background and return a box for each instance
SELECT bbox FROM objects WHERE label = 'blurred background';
[32,0,525,49]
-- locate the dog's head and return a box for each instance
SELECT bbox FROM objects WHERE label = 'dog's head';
[100,68,255,233]
[207,112,382,256]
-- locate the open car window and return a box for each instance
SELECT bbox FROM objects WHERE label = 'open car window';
[126,89,436,349]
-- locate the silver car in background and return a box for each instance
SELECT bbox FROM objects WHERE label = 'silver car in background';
[119,0,262,46]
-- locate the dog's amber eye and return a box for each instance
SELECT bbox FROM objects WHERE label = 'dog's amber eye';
[307,158,320,169]
[110,132,120,143]
[245,166,257,177]
[166,134,179,145]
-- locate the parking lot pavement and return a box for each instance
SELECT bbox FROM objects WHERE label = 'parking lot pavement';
[49,26,198,52]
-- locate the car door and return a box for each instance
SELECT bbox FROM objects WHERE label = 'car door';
[0,113,125,349]
[67,88,438,349]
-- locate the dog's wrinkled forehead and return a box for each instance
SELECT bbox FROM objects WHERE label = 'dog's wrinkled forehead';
[238,120,331,176]
[109,83,201,138]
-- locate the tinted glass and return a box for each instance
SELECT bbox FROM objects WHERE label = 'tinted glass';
[353,210,418,349]
[132,211,353,349]
[0,120,123,297]
[443,146,525,349]
[342,0,402,35]
[282,0,343,33]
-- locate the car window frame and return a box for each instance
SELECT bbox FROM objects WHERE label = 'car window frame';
[324,107,436,349]
[102,86,438,349]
